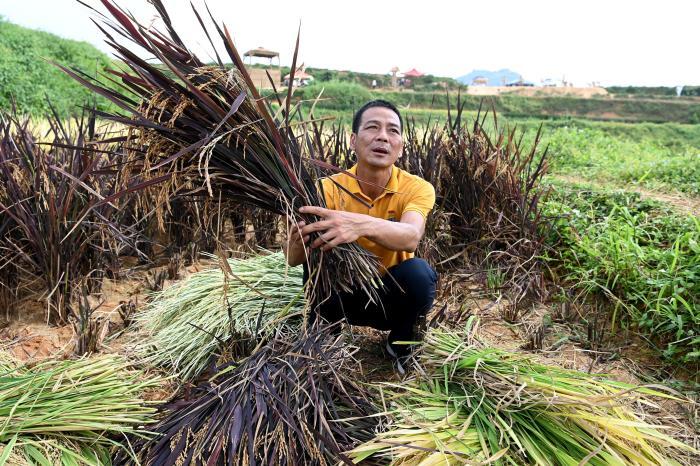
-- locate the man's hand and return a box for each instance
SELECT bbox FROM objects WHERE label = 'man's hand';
[284,206,426,266]
[298,206,370,252]
[283,220,310,266]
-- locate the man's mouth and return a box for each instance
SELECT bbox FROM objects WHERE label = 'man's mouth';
[371,147,389,155]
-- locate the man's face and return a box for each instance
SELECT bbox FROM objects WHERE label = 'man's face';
[350,107,403,170]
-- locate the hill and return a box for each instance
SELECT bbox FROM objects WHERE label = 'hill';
[0,19,114,116]
[457,69,521,86]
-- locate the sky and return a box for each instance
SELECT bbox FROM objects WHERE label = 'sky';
[1,0,698,86]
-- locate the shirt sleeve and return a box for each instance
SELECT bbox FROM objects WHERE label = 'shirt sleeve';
[319,177,336,210]
[402,180,436,219]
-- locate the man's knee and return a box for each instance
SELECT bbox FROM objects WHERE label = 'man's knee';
[387,258,438,309]
[390,258,437,289]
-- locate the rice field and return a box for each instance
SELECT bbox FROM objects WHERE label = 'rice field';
[1,0,699,464]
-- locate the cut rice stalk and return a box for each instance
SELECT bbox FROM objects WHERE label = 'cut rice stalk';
[0,354,162,465]
[62,0,384,311]
[351,320,697,465]
[121,326,382,465]
[135,251,304,380]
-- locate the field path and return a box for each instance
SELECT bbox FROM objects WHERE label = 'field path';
[554,174,700,217]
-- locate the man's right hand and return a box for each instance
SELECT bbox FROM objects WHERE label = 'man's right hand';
[284,220,310,266]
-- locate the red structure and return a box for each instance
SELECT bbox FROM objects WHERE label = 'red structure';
[403,68,425,78]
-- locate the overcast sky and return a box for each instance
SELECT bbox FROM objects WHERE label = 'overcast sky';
[1,0,698,86]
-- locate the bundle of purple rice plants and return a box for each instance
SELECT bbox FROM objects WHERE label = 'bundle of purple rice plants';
[117,326,382,465]
[59,0,382,310]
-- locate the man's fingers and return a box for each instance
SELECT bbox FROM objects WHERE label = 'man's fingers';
[300,220,333,236]
[321,237,345,252]
[311,231,334,249]
[299,205,330,217]
[287,220,305,233]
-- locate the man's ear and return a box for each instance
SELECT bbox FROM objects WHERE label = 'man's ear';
[349,133,356,151]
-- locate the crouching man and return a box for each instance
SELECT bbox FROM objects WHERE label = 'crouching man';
[284,100,437,367]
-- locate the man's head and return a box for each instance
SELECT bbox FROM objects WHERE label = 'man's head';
[351,100,403,170]
[352,100,403,134]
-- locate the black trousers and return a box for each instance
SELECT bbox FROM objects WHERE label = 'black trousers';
[308,258,438,355]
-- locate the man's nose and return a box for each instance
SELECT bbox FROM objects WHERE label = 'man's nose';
[375,126,389,141]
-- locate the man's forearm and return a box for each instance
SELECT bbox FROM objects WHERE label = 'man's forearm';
[360,215,422,252]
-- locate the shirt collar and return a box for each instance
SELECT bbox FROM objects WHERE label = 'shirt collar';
[347,164,399,196]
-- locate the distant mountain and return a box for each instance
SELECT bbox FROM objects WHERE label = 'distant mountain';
[457,69,521,86]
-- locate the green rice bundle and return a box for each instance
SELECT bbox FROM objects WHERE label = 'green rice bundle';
[351,319,697,465]
[136,252,304,380]
[0,354,161,465]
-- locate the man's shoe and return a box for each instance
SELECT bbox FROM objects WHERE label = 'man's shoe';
[385,340,398,359]
[385,341,408,376]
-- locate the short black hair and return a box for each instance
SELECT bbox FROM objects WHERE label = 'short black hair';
[352,99,403,134]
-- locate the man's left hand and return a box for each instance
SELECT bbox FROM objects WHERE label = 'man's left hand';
[298,206,372,252]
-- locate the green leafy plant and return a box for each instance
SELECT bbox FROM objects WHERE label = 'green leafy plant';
[543,184,700,364]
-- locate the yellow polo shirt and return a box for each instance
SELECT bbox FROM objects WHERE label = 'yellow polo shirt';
[320,164,435,272]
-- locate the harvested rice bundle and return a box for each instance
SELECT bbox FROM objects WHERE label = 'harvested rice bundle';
[351,319,697,465]
[61,0,383,308]
[120,327,382,466]
[0,354,162,465]
[136,252,304,380]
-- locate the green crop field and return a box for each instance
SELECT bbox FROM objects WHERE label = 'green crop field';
[1,12,698,465]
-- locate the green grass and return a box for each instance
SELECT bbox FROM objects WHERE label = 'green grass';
[543,181,700,364]
[0,19,117,117]
[539,126,700,195]
[296,87,700,124]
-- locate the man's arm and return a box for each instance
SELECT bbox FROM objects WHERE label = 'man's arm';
[298,206,425,253]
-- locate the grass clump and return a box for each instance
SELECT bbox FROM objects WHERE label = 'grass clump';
[135,252,304,380]
[351,322,697,465]
[295,80,372,111]
[0,354,161,465]
[543,183,700,364]
[542,126,700,195]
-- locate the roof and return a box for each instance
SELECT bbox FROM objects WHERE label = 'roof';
[284,65,313,80]
[403,68,425,77]
[243,47,279,59]
[284,70,313,80]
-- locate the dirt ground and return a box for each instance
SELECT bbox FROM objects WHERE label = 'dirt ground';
[1,254,698,454]
[466,86,609,98]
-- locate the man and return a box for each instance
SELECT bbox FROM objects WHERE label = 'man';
[285,100,437,367]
